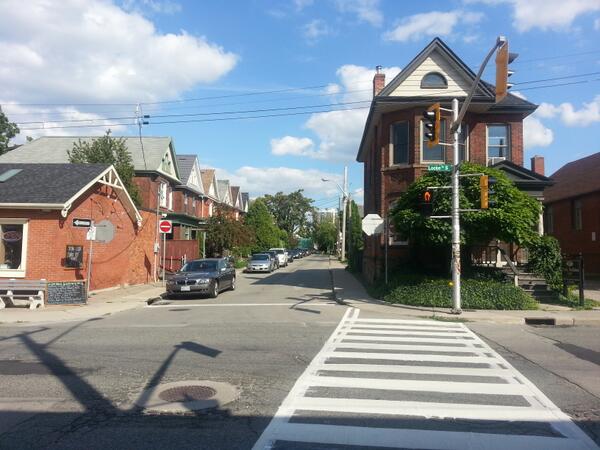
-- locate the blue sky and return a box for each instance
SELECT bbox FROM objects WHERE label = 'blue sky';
[1,0,599,209]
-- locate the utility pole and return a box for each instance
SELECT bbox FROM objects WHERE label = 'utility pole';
[341,165,348,262]
[450,98,461,313]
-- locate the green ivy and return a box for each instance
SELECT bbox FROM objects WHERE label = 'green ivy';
[527,235,563,291]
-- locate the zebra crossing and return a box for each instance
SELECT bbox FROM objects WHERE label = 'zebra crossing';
[253,307,599,450]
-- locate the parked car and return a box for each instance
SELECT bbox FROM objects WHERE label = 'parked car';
[246,253,276,273]
[286,249,294,263]
[166,258,235,298]
[265,250,280,269]
[269,248,289,267]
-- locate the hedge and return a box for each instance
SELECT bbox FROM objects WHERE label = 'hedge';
[383,278,538,310]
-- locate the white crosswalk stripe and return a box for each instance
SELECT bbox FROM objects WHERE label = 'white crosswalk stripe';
[253,307,599,450]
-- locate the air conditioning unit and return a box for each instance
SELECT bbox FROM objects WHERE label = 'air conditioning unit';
[487,157,506,166]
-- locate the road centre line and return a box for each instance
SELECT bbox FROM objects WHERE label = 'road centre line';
[147,302,338,308]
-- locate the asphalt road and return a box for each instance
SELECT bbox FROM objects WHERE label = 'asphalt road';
[1,254,599,449]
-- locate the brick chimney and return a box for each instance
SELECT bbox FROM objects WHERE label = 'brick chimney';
[373,65,385,97]
[531,155,545,176]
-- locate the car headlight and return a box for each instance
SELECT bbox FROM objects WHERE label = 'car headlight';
[196,278,210,284]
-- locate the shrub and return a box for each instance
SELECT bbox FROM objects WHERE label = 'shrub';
[383,278,537,310]
[527,235,562,291]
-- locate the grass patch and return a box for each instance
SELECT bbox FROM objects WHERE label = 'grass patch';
[424,315,471,323]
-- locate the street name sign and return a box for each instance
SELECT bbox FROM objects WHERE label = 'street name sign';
[159,220,173,234]
[362,214,384,236]
[428,164,452,172]
[73,218,92,227]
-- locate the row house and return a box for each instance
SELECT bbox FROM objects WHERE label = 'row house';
[357,38,552,282]
[0,136,250,280]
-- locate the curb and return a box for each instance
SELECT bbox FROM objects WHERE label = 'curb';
[146,296,164,306]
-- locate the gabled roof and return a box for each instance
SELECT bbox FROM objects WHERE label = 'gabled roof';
[0,163,142,225]
[492,160,553,189]
[200,169,218,200]
[230,186,241,209]
[0,136,181,183]
[356,37,537,163]
[176,155,196,182]
[217,179,231,204]
[241,192,249,212]
[176,154,204,195]
[544,152,600,204]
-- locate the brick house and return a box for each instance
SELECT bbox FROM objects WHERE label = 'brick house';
[357,38,552,282]
[0,163,150,293]
[200,169,220,218]
[544,152,600,276]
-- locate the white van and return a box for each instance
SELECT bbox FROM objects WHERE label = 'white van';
[268,248,288,267]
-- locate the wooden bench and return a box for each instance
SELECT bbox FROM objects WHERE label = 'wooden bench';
[0,279,46,310]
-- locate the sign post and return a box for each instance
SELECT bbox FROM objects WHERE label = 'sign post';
[85,221,95,298]
[159,220,172,286]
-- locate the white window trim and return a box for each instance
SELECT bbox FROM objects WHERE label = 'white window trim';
[0,218,28,278]
[486,123,511,164]
[159,182,168,208]
[389,122,411,167]
[184,193,188,205]
[419,120,446,164]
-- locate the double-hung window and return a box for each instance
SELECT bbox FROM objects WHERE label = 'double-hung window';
[390,122,409,165]
[572,199,583,231]
[0,219,28,277]
[159,183,168,208]
[421,119,446,162]
[459,124,469,162]
[487,125,510,161]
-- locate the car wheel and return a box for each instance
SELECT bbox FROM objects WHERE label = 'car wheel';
[230,277,236,291]
[210,280,219,298]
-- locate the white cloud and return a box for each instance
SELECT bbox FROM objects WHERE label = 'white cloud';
[212,166,344,199]
[383,10,483,42]
[0,0,237,136]
[302,19,331,42]
[294,0,314,11]
[535,96,600,126]
[334,0,383,27]
[468,0,600,31]
[271,136,316,156]
[524,116,554,149]
[122,0,182,15]
[270,64,400,162]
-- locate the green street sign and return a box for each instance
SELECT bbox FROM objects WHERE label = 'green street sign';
[428,164,452,172]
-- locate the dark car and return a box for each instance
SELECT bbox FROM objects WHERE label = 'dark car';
[166,258,235,298]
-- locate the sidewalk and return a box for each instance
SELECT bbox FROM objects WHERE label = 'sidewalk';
[329,259,600,325]
[0,283,165,325]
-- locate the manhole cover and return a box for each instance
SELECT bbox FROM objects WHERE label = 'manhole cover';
[159,385,216,402]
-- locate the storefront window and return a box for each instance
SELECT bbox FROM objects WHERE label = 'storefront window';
[0,224,24,270]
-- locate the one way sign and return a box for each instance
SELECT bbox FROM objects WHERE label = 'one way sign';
[73,218,92,227]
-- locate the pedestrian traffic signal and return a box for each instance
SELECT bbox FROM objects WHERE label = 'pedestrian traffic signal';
[480,175,497,209]
[423,103,441,148]
[421,189,433,216]
[495,38,518,102]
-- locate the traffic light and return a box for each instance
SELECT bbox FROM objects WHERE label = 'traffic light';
[480,175,497,209]
[423,103,441,148]
[421,189,433,216]
[495,39,518,102]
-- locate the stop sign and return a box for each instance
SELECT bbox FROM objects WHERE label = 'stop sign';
[159,220,172,234]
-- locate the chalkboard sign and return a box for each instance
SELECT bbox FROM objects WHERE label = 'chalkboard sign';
[47,281,87,305]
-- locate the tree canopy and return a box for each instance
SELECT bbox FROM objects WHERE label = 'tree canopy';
[0,109,19,155]
[205,206,255,257]
[314,219,337,253]
[391,162,541,248]
[262,190,315,240]
[68,130,141,205]
[244,198,282,252]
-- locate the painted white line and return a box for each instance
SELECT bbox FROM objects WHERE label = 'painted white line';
[354,318,464,328]
[339,335,477,344]
[325,351,494,363]
[307,374,532,396]
[146,302,338,308]
[345,329,474,337]
[348,324,468,332]
[293,397,558,422]
[269,423,591,450]
[334,342,483,353]
[319,363,513,377]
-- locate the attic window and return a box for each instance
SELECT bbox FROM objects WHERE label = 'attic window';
[421,72,447,89]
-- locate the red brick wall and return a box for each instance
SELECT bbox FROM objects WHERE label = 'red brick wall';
[547,193,600,275]
[0,184,156,291]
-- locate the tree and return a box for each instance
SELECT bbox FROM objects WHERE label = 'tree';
[244,198,282,252]
[347,200,363,271]
[0,108,19,155]
[205,207,255,258]
[314,220,337,253]
[391,162,541,249]
[68,130,141,205]
[262,190,315,241]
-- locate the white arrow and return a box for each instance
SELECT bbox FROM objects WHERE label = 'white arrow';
[74,220,90,226]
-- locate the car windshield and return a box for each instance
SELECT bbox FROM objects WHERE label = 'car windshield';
[274,250,284,254]
[252,254,269,261]
[180,260,217,272]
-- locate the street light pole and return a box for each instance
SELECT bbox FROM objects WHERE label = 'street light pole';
[341,166,348,262]
[451,98,461,313]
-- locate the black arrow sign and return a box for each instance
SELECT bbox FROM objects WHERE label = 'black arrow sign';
[73,218,92,227]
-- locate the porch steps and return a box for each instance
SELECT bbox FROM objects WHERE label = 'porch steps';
[514,271,560,302]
